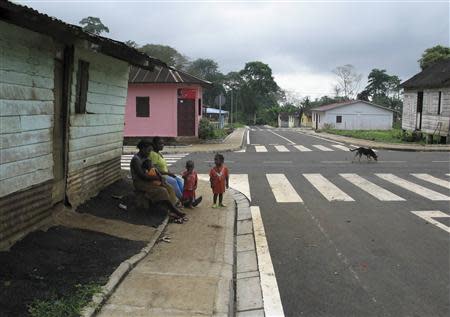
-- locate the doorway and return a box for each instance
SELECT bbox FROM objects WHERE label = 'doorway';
[177,99,196,136]
[416,91,423,130]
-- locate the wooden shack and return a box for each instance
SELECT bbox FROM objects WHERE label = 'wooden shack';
[401,59,450,143]
[0,0,165,249]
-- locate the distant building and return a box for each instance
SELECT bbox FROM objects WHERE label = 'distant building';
[310,100,394,130]
[278,112,300,128]
[301,110,313,128]
[0,0,165,249]
[203,107,229,124]
[401,59,450,143]
[124,66,211,140]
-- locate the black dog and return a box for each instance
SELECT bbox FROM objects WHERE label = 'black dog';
[350,147,378,161]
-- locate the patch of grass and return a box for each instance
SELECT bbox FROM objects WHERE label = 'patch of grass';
[227,122,246,129]
[28,282,103,317]
[321,128,425,144]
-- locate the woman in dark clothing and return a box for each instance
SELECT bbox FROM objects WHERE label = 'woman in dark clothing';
[130,140,186,222]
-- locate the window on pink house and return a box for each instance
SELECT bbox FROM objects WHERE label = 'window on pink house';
[198,98,202,115]
[136,97,150,117]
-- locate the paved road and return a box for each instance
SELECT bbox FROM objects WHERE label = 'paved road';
[158,126,450,316]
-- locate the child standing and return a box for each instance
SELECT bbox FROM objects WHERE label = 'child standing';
[209,153,229,208]
[181,160,202,208]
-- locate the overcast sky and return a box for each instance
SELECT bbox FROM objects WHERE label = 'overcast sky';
[21,0,449,98]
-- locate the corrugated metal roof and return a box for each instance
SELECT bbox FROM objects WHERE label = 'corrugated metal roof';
[0,0,166,69]
[401,59,450,89]
[310,100,395,113]
[129,65,212,86]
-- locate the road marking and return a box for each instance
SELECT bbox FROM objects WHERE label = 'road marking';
[247,129,250,145]
[230,174,251,201]
[332,144,350,151]
[377,161,406,163]
[204,161,235,163]
[235,148,246,152]
[263,161,292,164]
[303,173,354,201]
[268,130,296,145]
[274,145,289,152]
[411,210,450,234]
[296,130,346,145]
[251,206,285,316]
[432,160,450,163]
[322,161,351,164]
[266,174,303,202]
[121,153,188,171]
[340,173,405,201]
[376,174,450,201]
[411,174,450,189]
[255,145,268,152]
[294,145,312,152]
[312,145,334,151]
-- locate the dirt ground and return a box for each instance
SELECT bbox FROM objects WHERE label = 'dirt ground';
[0,226,145,317]
[76,178,167,228]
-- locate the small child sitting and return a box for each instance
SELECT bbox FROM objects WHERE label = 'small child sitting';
[142,159,162,186]
[209,153,229,208]
[181,160,202,208]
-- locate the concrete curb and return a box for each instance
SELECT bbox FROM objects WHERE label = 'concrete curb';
[299,129,450,152]
[80,217,169,317]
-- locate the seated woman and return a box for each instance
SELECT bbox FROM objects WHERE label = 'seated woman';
[130,140,186,223]
[149,137,184,200]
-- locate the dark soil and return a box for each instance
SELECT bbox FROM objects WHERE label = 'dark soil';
[76,177,167,228]
[0,226,146,317]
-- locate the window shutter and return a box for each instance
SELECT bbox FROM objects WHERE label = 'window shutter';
[75,60,89,114]
[136,97,150,117]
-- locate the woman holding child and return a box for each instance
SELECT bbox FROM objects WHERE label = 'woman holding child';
[130,140,187,223]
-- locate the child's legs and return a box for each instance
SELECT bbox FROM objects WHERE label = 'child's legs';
[213,194,218,204]
[219,193,223,204]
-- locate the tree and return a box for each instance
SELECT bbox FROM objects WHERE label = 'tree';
[186,58,220,80]
[139,44,188,69]
[79,17,109,35]
[239,61,282,124]
[124,40,139,49]
[419,45,450,70]
[332,64,362,100]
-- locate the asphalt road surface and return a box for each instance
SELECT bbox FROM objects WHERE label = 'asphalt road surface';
[170,126,450,317]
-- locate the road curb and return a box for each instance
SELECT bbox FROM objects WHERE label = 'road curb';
[80,217,169,317]
[299,129,450,152]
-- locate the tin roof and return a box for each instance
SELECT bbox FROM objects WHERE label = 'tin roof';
[129,65,212,86]
[310,100,395,113]
[401,59,450,89]
[0,0,166,69]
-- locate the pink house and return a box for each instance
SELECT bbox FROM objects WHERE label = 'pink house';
[124,66,211,139]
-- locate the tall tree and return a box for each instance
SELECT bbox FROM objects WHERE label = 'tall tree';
[239,61,282,124]
[186,58,220,80]
[79,17,109,35]
[139,44,188,69]
[419,45,450,70]
[332,64,362,100]
[124,40,139,49]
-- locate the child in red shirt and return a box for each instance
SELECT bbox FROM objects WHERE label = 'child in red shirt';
[209,153,229,208]
[181,160,202,208]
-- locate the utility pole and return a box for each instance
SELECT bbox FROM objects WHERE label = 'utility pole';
[230,90,233,125]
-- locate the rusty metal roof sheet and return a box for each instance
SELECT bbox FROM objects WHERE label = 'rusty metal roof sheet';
[0,0,166,69]
[129,65,212,86]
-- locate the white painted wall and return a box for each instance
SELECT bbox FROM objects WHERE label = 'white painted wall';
[68,46,129,172]
[313,102,393,130]
[0,21,55,197]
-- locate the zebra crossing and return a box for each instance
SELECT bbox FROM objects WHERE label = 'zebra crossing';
[239,143,371,153]
[120,153,189,170]
[199,172,450,204]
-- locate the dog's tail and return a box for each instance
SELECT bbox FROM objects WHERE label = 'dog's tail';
[349,148,357,152]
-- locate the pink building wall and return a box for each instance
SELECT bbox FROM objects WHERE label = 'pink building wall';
[124,83,203,137]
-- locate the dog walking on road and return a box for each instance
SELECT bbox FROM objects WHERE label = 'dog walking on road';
[350,147,378,162]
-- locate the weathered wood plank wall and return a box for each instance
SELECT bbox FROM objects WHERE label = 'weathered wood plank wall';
[65,47,129,206]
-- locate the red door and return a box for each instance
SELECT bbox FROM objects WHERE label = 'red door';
[177,99,196,136]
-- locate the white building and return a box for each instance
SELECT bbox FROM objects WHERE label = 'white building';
[278,112,300,128]
[311,100,394,130]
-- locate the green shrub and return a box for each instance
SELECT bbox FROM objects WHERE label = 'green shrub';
[199,118,215,139]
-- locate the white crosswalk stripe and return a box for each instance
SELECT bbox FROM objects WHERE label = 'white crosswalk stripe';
[294,145,312,152]
[410,173,450,189]
[411,210,450,234]
[274,145,289,152]
[312,145,334,151]
[121,153,189,170]
[332,144,350,151]
[266,174,303,203]
[340,173,405,201]
[303,173,354,201]
[376,174,450,201]
[255,145,268,152]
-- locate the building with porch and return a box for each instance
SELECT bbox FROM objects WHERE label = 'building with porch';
[401,59,450,143]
